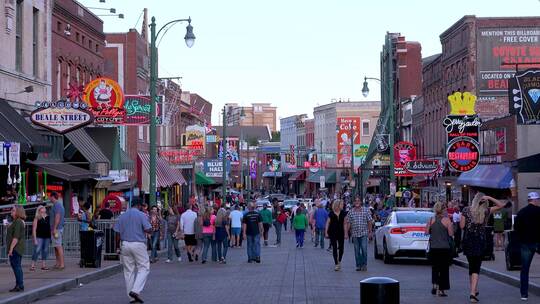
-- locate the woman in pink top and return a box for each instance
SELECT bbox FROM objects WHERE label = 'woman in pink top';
[200,206,217,263]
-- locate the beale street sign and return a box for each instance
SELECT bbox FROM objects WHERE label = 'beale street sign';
[30,102,93,134]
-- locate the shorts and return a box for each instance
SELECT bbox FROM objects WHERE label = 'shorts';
[184,234,197,246]
[231,228,241,236]
[263,223,271,233]
[466,255,482,275]
[52,228,63,247]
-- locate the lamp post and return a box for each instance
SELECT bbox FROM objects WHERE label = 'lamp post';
[221,106,228,201]
[239,108,246,195]
[149,16,195,206]
[362,75,395,204]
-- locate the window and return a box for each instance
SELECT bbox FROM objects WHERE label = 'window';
[88,39,92,49]
[82,35,85,45]
[95,43,99,52]
[56,60,61,99]
[362,120,370,136]
[33,8,39,76]
[57,21,62,32]
[76,32,80,42]
[15,0,23,72]
[76,67,80,84]
[66,63,71,87]
[138,126,144,141]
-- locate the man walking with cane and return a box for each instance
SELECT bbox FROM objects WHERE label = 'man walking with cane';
[114,198,152,303]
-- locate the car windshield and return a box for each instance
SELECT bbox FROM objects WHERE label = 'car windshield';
[283,200,298,206]
[396,212,433,224]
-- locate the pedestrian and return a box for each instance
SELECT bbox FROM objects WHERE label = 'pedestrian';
[274,206,287,245]
[98,202,114,220]
[180,203,199,262]
[229,205,243,247]
[113,198,151,303]
[259,203,273,246]
[492,206,507,251]
[215,206,230,263]
[49,192,65,270]
[242,202,263,263]
[426,202,454,297]
[326,199,347,271]
[78,202,92,232]
[514,192,540,301]
[30,206,51,271]
[452,207,462,254]
[165,206,182,263]
[200,206,217,264]
[460,193,506,303]
[283,208,290,231]
[293,207,308,248]
[345,196,373,271]
[149,206,164,263]
[313,201,328,249]
[7,205,26,292]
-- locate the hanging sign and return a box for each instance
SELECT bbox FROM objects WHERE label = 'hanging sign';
[203,159,231,178]
[182,125,206,153]
[444,92,482,143]
[509,69,540,125]
[336,117,360,167]
[446,137,480,172]
[31,101,93,134]
[405,159,440,175]
[124,95,162,125]
[394,141,416,176]
[0,142,7,165]
[82,78,125,124]
[8,142,20,165]
[250,159,257,179]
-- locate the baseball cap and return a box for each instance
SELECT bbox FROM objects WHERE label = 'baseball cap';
[528,192,540,200]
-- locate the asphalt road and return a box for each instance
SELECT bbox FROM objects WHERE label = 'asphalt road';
[37,228,538,304]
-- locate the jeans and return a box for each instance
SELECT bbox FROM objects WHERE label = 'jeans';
[167,232,180,260]
[202,234,217,262]
[246,234,261,261]
[274,221,282,244]
[9,251,23,289]
[331,237,345,265]
[315,228,325,248]
[520,243,539,297]
[150,231,160,259]
[295,229,305,247]
[32,238,50,262]
[216,237,228,260]
[352,236,368,268]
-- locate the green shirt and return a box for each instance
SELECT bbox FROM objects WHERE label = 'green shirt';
[293,213,308,230]
[7,219,25,256]
[493,210,507,232]
[260,209,273,224]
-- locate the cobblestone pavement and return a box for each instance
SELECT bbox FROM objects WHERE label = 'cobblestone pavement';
[37,229,540,304]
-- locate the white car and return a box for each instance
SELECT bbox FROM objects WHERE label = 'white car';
[374,208,433,264]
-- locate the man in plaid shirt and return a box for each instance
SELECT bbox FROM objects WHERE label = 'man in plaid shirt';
[345,196,373,271]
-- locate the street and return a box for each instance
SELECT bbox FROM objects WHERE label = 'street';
[37,229,537,304]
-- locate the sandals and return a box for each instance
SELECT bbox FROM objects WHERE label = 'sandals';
[29,266,36,271]
[41,266,49,270]
[470,295,479,303]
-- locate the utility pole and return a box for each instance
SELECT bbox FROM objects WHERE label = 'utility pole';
[221,106,227,201]
[350,122,355,198]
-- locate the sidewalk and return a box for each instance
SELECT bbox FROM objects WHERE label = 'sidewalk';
[0,258,121,304]
[454,250,540,295]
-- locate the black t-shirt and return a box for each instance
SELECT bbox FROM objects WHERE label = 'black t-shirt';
[36,217,51,239]
[99,209,114,220]
[328,211,347,239]
[514,204,540,244]
[243,211,262,236]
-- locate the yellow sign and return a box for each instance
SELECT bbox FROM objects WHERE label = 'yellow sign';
[448,92,477,115]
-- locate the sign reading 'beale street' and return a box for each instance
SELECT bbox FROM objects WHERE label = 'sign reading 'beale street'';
[30,104,93,134]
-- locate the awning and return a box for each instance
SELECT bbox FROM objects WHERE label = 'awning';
[108,179,137,191]
[263,171,282,177]
[65,129,110,165]
[289,170,306,181]
[196,172,215,185]
[307,170,337,184]
[138,153,186,188]
[30,162,98,181]
[457,164,513,189]
[0,100,50,153]
[518,153,540,173]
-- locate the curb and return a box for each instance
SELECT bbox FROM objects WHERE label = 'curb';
[453,258,540,296]
[0,263,122,304]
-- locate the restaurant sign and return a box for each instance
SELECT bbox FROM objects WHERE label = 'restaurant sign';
[124,95,162,125]
[30,101,93,134]
[83,77,125,124]
[404,159,440,175]
[446,137,480,172]
[394,141,416,177]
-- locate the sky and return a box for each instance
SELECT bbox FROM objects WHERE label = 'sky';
[80,0,540,126]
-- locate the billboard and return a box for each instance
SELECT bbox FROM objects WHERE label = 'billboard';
[124,95,162,125]
[218,137,239,165]
[476,27,540,118]
[509,69,540,124]
[337,117,360,167]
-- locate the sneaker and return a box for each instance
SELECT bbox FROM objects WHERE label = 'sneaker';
[296,243,299,248]
[362,266,367,271]
[521,296,528,301]
[334,265,340,271]
[201,260,206,264]
[177,257,182,262]
[248,259,253,263]
[255,257,261,263]
[165,259,171,263]
[356,267,361,271]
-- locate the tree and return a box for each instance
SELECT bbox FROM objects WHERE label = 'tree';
[271,131,280,142]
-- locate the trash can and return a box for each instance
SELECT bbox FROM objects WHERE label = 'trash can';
[79,230,104,268]
[360,277,399,304]
[103,228,119,260]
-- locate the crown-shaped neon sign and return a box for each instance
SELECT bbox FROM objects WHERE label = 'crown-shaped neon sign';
[448,92,477,115]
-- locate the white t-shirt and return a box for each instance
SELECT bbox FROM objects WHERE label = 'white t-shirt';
[452,212,461,223]
[229,210,243,228]
[180,209,198,235]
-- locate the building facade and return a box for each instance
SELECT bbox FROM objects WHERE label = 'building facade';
[0,0,52,112]
[225,102,277,132]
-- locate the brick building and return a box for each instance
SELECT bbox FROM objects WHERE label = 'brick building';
[225,103,277,132]
[52,0,105,101]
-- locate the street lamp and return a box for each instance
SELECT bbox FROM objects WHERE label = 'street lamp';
[239,107,246,195]
[149,16,195,206]
[362,76,395,204]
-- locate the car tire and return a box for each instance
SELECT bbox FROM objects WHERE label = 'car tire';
[383,239,393,264]
[374,239,382,260]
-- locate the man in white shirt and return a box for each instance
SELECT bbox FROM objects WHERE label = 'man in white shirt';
[229,205,243,247]
[179,204,198,262]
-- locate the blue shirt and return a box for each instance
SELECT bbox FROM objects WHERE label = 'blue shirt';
[314,208,329,229]
[50,201,65,230]
[113,208,151,243]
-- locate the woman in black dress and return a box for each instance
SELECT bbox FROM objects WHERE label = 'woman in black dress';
[325,199,347,271]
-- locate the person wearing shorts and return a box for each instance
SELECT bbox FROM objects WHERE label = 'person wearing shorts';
[229,205,243,247]
[49,192,65,270]
[180,205,198,262]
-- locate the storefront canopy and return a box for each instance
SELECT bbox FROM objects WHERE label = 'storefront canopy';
[30,162,98,181]
[307,170,337,184]
[457,164,513,189]
[0,100,50,153]
[138,152,186,188]
[196,172,215,185]
[288,170,306,181]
